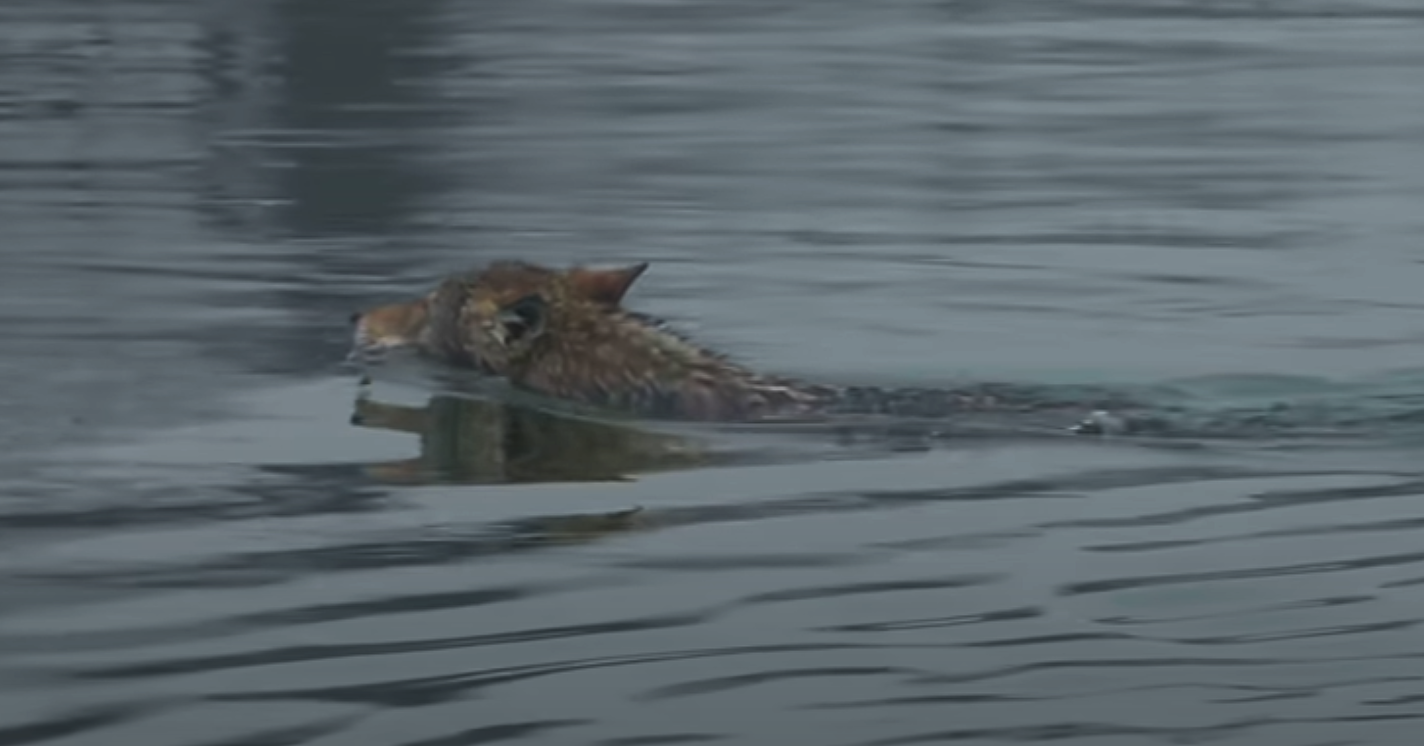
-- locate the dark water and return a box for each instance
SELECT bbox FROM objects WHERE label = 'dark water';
[5,1,1424,744]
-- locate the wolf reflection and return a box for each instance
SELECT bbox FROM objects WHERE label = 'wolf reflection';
[343,388,937,551]
[349,389,726,485]
[347,383,1107,490]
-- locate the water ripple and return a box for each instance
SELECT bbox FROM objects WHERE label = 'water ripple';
[856,714,1424,746]
[1059,550,1424,596]
[815,606,1044,634]
[0,704,166,746]
[737,575,1001,606]
[594,736,724,746]
[392,720,591,746]
[7,0,1424,744]
[179,719,362,746]
[71,611,717,682]
[204,643,897,708]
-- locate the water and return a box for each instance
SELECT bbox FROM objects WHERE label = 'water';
[4,1,1424,744]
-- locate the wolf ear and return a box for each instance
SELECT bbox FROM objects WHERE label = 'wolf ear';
[495,293,547,345]
[567,262,649,305]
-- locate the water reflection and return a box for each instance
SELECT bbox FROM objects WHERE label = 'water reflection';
[7,0,1424,744]
[350,390,716,484]
[194,0,453,241]
[186,0,465,378]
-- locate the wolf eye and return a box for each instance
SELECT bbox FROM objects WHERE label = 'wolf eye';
[348,312,361,325]
[497,294,546,343]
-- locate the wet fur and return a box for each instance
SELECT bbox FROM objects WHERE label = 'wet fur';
[350,260,1060,425]
[503,298,839,422]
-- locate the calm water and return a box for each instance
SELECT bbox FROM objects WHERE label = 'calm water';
[5,1,1424,744]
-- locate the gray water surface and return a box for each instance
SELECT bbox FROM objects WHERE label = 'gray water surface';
[5,1,1424,745]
